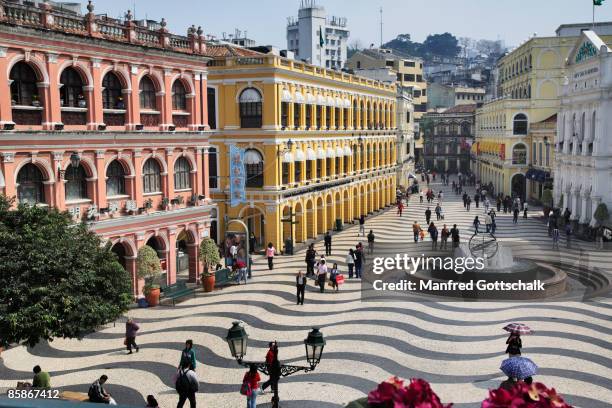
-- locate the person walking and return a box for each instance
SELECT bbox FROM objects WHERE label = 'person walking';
[296,271,306,305]
[249,233,257,254]
[354,245,364,279]
[305,244,316,277]
[358,214,365,237]
[329,263,340,292]
[412,221,421,243]
[88,375,116,405]
[552,226,560,249]
[179,340,196,370]
[367,230,375,254]
[397,201,404,216]
[565,223,572,248]
[266,242,276,270]
[242,364,261,408]
[474,193,480,208]
[496,197,502,212]
[324,231,332,256]
[484,198,490,214]
[428,222,438,250]
[596,226,605,250]
[505,333,522,357]
[513,207,519,224]
[473,216,480,233]
[175,361,198,408]
[316,259,327,293]
[485,212,492,233]
[462,192,468,208]
[419,190,424,203]
[563,208,572,224]
[523,202,528,218]
[440,224,449,250]
[435,204,442,221]
[125,318,140,354]
[425,207,432,224]
[346,249,355,278]
[450,224,460,249]
[261,343,281,395]
[466,196,471,211]
[32,365,51,389]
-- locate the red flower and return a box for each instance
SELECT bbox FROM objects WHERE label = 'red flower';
[368,377,452,408]
[482,382,573,408]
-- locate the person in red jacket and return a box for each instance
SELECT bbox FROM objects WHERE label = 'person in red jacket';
[242,364,261,408]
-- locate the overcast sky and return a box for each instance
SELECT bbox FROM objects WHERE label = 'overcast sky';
[94,0,612,49]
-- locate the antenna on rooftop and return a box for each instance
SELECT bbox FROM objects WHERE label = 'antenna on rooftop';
[379,6,383,48]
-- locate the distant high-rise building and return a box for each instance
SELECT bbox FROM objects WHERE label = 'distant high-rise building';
[286,0,349,69]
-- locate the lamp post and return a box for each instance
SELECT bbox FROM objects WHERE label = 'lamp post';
[226,322,325,408]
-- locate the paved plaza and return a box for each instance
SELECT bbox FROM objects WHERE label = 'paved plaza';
[1,179,611,408]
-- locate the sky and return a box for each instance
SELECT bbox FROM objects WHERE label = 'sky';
[93,0,612,49]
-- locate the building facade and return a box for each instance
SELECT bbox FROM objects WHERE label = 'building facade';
[555,30,612,228]
[286,0,349,70]
[207,55,397,250]
[527,114,555,202]
[427,83,485,111]
[423,105,475,174]
[475,24,612,201]
[0,2,215,295]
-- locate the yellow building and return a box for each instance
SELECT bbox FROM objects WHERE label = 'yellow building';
[207,52,397,251]
[475,26,612,200]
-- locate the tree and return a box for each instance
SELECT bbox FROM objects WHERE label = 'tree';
[421,33,461,58]
[136,245,162,294]
[0,196,132,347]
[382,33,421,57]
[541,189,553,208]
[199,238,221,276]
[594,203,609,225]
[347,39,364,59]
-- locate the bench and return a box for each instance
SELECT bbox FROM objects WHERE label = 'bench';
[161,281,196,306]
[214,268,233,287]
[59,391,89,402]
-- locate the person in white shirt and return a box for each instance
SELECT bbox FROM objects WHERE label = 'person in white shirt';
[316,260,328,293]
[346,249,355,278]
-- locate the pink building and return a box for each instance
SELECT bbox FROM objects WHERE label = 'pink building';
[0,1,215,295]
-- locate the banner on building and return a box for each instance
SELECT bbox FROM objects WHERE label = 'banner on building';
[229,144,246,207]
[499,144,506,161]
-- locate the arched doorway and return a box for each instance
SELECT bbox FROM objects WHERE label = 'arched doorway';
[360,185,367,215]
[326,194,334,231]
[511,174,526,202]
[111,242,127,270]
[176,230,195,283]
[306,200,315,239]
[241,206,265,252]
[316,196,325,236]
[294,202,305,243]
[343,190,350,222]
[334,192,342,229]
[282,206,292,244]
[146,236,167,283]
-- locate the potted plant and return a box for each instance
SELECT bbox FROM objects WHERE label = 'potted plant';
[78,94,87,108]
[137,245,162,306]
[189,194,198,206]
[482,381,572,408]
[594,203,609,226]
[144,198,153,212]
[31,95,40,107]
[161,197,170,210]
[199,238,220,292]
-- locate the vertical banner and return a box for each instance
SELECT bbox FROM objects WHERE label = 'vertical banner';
[229,144,246,207]
[499,144,506,161]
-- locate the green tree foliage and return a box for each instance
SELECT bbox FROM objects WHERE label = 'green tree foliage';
[594,203,609,224]
[541,189,553,208]
[199,238,221,276]
[136,245,162,293]
[0,196,132,347]
[382,32,460,59]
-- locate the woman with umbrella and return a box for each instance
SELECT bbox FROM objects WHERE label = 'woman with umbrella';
[503,323,532,356]
[500,356,538,382]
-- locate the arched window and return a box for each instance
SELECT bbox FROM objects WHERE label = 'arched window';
[513,113,528,135]
[512,143,527,165]
[106,160,126,196]
[239,88,262,128]
[139,76,157,110]
[172,80,187,110]
[143,159,162,193]
[174,156,191,190]
[10,62,39,106]
[244,149,264,187]
[102,72,123,109]
[591,111,596,142]
[60,67,85,107]
[461,122,470,136]
[17,163,44,204]
[352,100,358,129]
[65,164,88,201]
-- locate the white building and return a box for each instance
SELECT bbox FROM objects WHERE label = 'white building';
[286,0,349,69]
[555,30,612,228]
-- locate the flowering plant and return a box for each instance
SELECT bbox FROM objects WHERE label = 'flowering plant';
[482,382,572,408]
[346,377,452,408]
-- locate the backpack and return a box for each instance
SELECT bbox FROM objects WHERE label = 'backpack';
[175,370,192,393]
[240,379,252,397]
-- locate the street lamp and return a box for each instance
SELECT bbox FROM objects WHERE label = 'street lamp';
[226,322,326,408]
[69,152,81,169]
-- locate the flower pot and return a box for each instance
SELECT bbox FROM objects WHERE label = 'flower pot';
[145,287,161,306]
[202,275,215,292]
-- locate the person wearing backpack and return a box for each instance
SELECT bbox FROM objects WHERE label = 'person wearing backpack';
[175,360,198,408]
[241,364,261,408]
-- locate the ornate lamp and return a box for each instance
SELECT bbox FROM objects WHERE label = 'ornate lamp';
[69,152,81,169]
[226,321,248,362]
[304,327,325,368]
[286,139,294,150]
